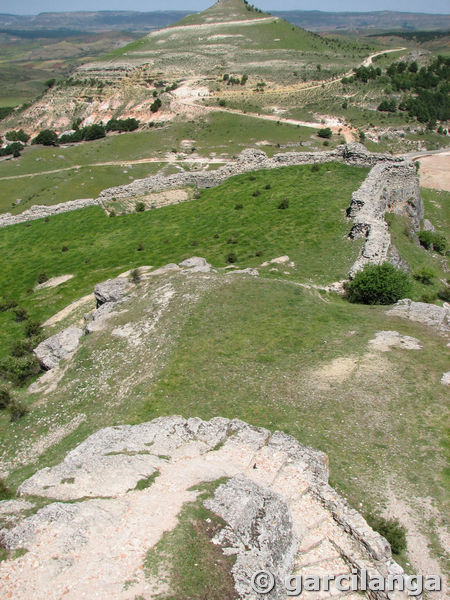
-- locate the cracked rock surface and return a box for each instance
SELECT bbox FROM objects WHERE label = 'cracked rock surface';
[0,416,406,600]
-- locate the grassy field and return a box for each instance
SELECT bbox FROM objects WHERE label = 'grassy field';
[0,162,367,360]
[1,273,448,574]
[0,112,336,213]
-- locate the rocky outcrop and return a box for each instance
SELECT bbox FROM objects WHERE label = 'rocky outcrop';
[205,475,297,600]
[33,326,84,370]
[0,416,406,600]
[0,198,99,229]
[441,372,450,386]
[386,299,449,336]
[347,160,423,276]
[94,276,133,307]
[178,256,212,273]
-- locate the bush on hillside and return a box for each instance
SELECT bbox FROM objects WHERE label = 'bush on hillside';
[367,514,407,555]
[82,124,105,141]
[345,263,411,305]
[317,127,332,139]
[5,129,29,143]
[0,142,24,157]
[278,199,289,210]
[414,267,436,285]
[33,129,58,146]
[0,385,12,410]
[0,354,41,386]
[106,118,139,132]
[419,230,447,254]
[437,287,450,301]
[135,202,145,213]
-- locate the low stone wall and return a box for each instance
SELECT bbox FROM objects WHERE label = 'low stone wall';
[347,160,423,276]
[0,144,423,282]
[0,198,99,229]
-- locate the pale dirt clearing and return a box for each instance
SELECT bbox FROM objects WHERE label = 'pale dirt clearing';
[417,153,450,192]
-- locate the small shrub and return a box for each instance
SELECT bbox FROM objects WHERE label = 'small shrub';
[249,175,256,181]
[0,297,18,312]
[37,272,48,284]
[129,269,141,284]
[13,307,28,322]
[437,287,450,302]
[234,203,243,210]
[252,190,261,197]
[0,478,13,500]
[367,515,407,555]
[0,385,12,410]
[265,183,271,190]
[8,398,28,422]
[345,263,411,305]
[61,245,69,252]
[414,267,436,285]
[311,164,320,172]
[226,252,237,264]
[431,233,447,254]
[255,250,264,257]
[137,243,144,251]
[24,319,42,338]
[135,202,145,213]
[0,354,41,385]
[10,339,34,357]
[278,199,290,210]
[218,99,226,107]
[317,127,332,139]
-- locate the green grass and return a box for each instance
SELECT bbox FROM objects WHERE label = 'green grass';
[0,163,164,214]
[385,188,449,302]
[143,478,235,599]
[0,162,366,360]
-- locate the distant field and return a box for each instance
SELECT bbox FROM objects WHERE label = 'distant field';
[0,162,367,361]
[0,112,341,213]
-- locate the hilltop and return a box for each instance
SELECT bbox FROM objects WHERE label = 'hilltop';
[0,0,374,135]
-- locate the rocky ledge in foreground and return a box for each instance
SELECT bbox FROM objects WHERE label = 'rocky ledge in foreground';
[0,416,407,600]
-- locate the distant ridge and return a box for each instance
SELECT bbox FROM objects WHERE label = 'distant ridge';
[0,7,448,32]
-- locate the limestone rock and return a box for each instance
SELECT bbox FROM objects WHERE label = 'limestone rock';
[368,330,422,351]
[422,218,435,232]
[94,277,132,307]
[387,299,449,335]
[227,268,259,276]
[33,327,84,370]
[441,372,450,386]
[1,416,405,600]
[270,255,290,264]
[179,256,211,273]
[0,198,98,229]
[205,475,297,600]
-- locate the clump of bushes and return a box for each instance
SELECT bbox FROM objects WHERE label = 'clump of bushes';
[418,231,447,254]
[317,127,332,139]
[59,123,106,144]
[135,202,145,213]
[226,252,237,264]
[32,129,58,146]
[5,129,29,143]
[106,118,139,132]
[151,98,162,113]
[0,383,29,422]
[345,263,411,305]
[367,514,407,555]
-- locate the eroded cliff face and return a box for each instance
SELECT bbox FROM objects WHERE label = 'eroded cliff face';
[0,416,406,600]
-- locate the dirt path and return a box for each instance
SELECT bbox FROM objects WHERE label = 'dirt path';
[172,48,407,144]
[0,156,229,182]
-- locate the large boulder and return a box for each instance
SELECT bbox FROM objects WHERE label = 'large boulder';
[94,277,132,307]
[34,327,84,370]
[387,299,449,335]
[179,256,211,273]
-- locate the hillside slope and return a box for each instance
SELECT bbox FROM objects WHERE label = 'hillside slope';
[1,0,373,135]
